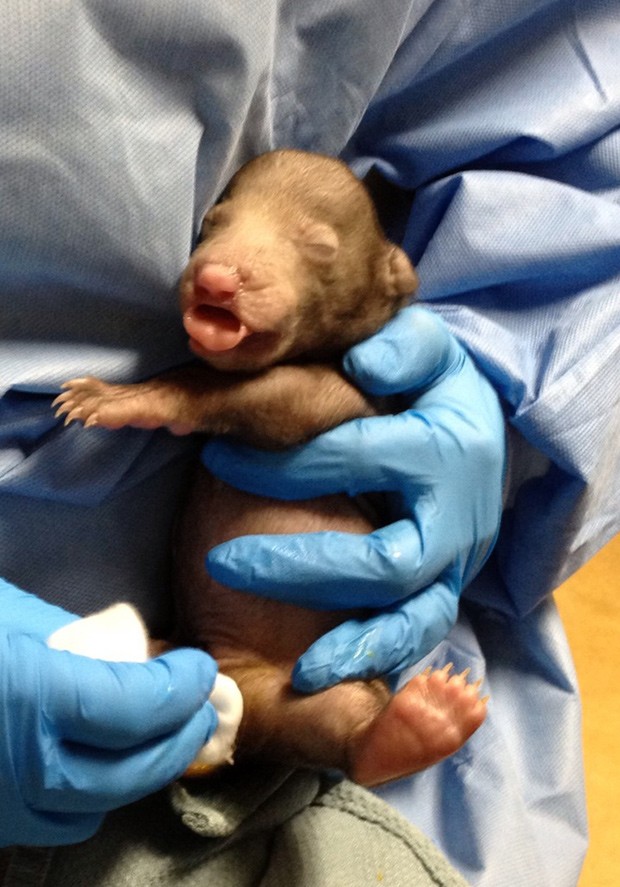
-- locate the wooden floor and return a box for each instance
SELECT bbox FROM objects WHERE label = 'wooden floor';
[555,533,620,887]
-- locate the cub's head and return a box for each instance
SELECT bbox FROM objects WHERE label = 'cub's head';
[179,150,417,371]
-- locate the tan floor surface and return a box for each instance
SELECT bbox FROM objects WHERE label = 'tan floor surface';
[555,533,620,887]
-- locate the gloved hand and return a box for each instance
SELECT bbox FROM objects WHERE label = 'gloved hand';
[0,579,218,847]
[201,306,506,691]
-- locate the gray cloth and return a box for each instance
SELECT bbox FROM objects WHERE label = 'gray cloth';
[30,766,469,886]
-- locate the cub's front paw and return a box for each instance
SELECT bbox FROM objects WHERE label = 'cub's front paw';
[53,377,157,430]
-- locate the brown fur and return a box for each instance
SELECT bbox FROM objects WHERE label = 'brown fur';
[55,152,486,785]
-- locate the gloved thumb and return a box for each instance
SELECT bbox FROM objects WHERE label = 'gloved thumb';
[0,578,79,641]
[292,571,461,691]
[344,305,462,395]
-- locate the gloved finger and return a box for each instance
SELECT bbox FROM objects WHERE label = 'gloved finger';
[206,517,452,609]
[292,573,460,691]
[0,579,79,639]
[27,702,217,814]
[43,646,218,749]
[6,809,104,847]
[202,410,440,501]
[343,305,463,396]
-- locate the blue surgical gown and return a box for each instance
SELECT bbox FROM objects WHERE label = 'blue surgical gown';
[1,2,619,884]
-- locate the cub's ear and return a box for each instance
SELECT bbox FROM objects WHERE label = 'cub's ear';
[294,221,340,263]
[384,245,418,298]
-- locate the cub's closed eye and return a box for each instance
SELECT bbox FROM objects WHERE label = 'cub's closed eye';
[295,221,339,263]
[202,203,231,233]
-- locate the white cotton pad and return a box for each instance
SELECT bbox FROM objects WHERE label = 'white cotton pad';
[183,673,244,775]
[47,602,243,773]
[47,602,150,662]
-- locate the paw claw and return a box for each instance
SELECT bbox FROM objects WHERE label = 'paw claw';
[62,404,94,427]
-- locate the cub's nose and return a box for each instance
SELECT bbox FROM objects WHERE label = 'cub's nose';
[193,263,240,304]
[184,262,250,355]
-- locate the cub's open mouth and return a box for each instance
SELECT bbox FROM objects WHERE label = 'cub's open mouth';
[183,304,252,353]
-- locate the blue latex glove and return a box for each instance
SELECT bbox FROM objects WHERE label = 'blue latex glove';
[0,579,218,847]
[202,306,506,691]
